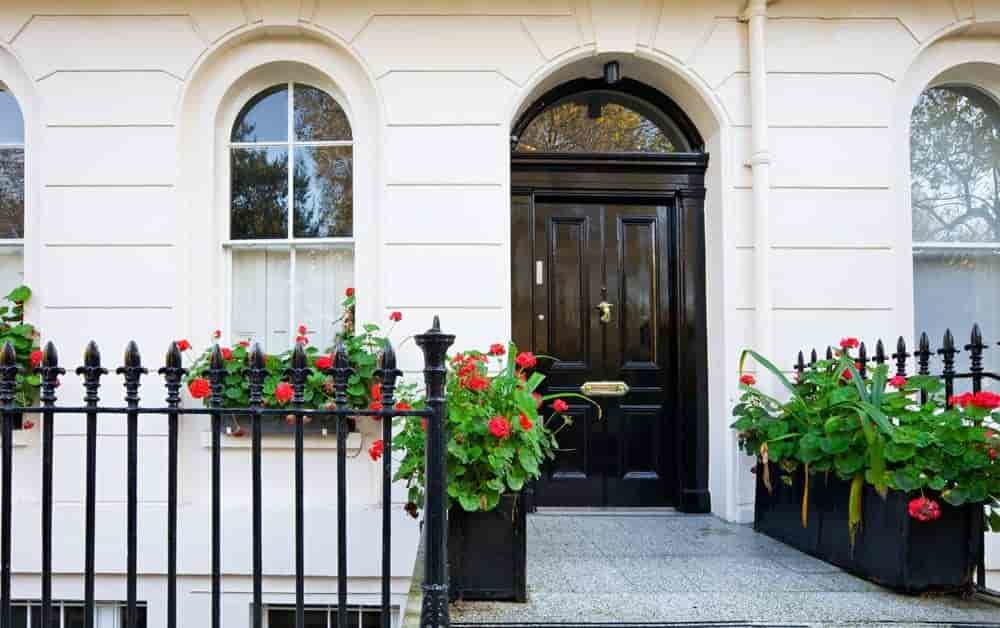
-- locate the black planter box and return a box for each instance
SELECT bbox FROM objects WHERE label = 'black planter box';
[755,463,983,593]
[448,493,527,602]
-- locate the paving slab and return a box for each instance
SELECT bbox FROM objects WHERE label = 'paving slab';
[451,513,1000,626]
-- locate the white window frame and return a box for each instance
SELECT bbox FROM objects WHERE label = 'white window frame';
[222,80,355,349]
[0,84,24,289]
[12,600,147,628]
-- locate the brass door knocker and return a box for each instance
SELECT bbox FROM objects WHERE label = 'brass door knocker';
[596,301,613,324]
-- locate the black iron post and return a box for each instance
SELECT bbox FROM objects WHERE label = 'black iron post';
[247,343,267,628]
[287,343,310,628]
[37,343,62,628]
[379,341,402,628]
[0,342,15,628]
[117,342,147,628]
[159,343,184,628]
[415,317,455,627]
[77,341,106,628]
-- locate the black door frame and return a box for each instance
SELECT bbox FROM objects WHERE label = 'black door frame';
[511,152,711,514]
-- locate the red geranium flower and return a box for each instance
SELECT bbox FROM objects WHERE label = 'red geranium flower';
[395,401,412,411]
[840,337,860,350]
[888,375,906,389]
[176,339,191,352]
[489,343,506,356]
[389,311,402,322]
[274,382,294,404]
[345,288,355,297]
[488,416,512,439]
[29,349,43,368]
[369,439,384,462]
[950,392,974,407]
[370,383,382,402]
[212,329,221,339]
[21,419,34,430]
[238,340,250,348]
[739,374,756,386]
[458,362,477,378]
[188,378,211,399]
[298,324,308,335]
[841,369,853,381]
[464,375,489,392]
[295,335,309,345]
[315,354,333,370]
[515,352,537,369]
[907,496,941,522]
[519,413,533,430]
[552,399,570,413]
[970,391,1000,409]
[369,401,384,415]
[990,449,998,460]
[221,348,233,361]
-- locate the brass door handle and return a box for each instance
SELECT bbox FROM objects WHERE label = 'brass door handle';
[596,301,613,324]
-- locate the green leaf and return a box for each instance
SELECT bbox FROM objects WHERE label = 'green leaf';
[5,286,29,304]
[518,447,540,476]
[884,441,916,462]
[457,493,481,512]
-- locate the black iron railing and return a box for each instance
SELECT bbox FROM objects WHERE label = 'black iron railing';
[793,323,998,598]
[0,316,455,628]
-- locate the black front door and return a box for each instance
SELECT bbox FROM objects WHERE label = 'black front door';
[524,199,676,507]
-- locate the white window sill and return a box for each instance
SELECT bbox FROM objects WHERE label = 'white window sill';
[199,430,363,450]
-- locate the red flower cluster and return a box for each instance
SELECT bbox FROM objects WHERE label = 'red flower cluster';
[221,348,233,361]
[489,343,506,356]
[188,378,210,399]
[315,354,333,370]
[176,339,191,352]
[22,419,34,430]
[30,349,43,368]
[345,288,355,298]
[739,374,756,386]
[369,439,384,461]
[213,329,222,339]
[274,382,294,404]
[519,413,533,430]
[907,496,941,522]
[888,375,907,389]
[552,399,569,413]
[515,352,537,369]
[453,353,490,392]
[389,311,402,322]
[840,337,860,350]
[488,416,512,439]
[949,391,1000,410]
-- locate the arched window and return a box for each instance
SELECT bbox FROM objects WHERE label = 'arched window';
[0,86,23,296]
[512,79,700,154]
[228,83,353,351]
[911,85,1000,370]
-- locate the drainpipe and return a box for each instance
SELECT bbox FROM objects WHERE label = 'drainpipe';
[745,0,773,379]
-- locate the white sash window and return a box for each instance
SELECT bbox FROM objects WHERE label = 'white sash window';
[225,83,354,352]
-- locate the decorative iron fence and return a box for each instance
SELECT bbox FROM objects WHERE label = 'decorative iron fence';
[792,323,999,598]
[0,316,455,628]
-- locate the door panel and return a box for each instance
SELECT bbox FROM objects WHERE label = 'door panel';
[529,199,675,508]
[532,203,604,507]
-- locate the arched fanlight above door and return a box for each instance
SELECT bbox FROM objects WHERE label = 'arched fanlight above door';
[512,78,704,154]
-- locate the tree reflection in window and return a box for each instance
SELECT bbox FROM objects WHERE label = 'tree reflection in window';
[0,89,23,239]
[911,86,1000,242]
[230,83,352,239]
[515,90,687,153]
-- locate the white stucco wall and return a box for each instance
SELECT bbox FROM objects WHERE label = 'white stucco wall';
[0,0,996,623]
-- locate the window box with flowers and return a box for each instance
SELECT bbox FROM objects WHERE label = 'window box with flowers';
[385,344,592,602]
[732,338,999,593]
[181,289,401,442]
